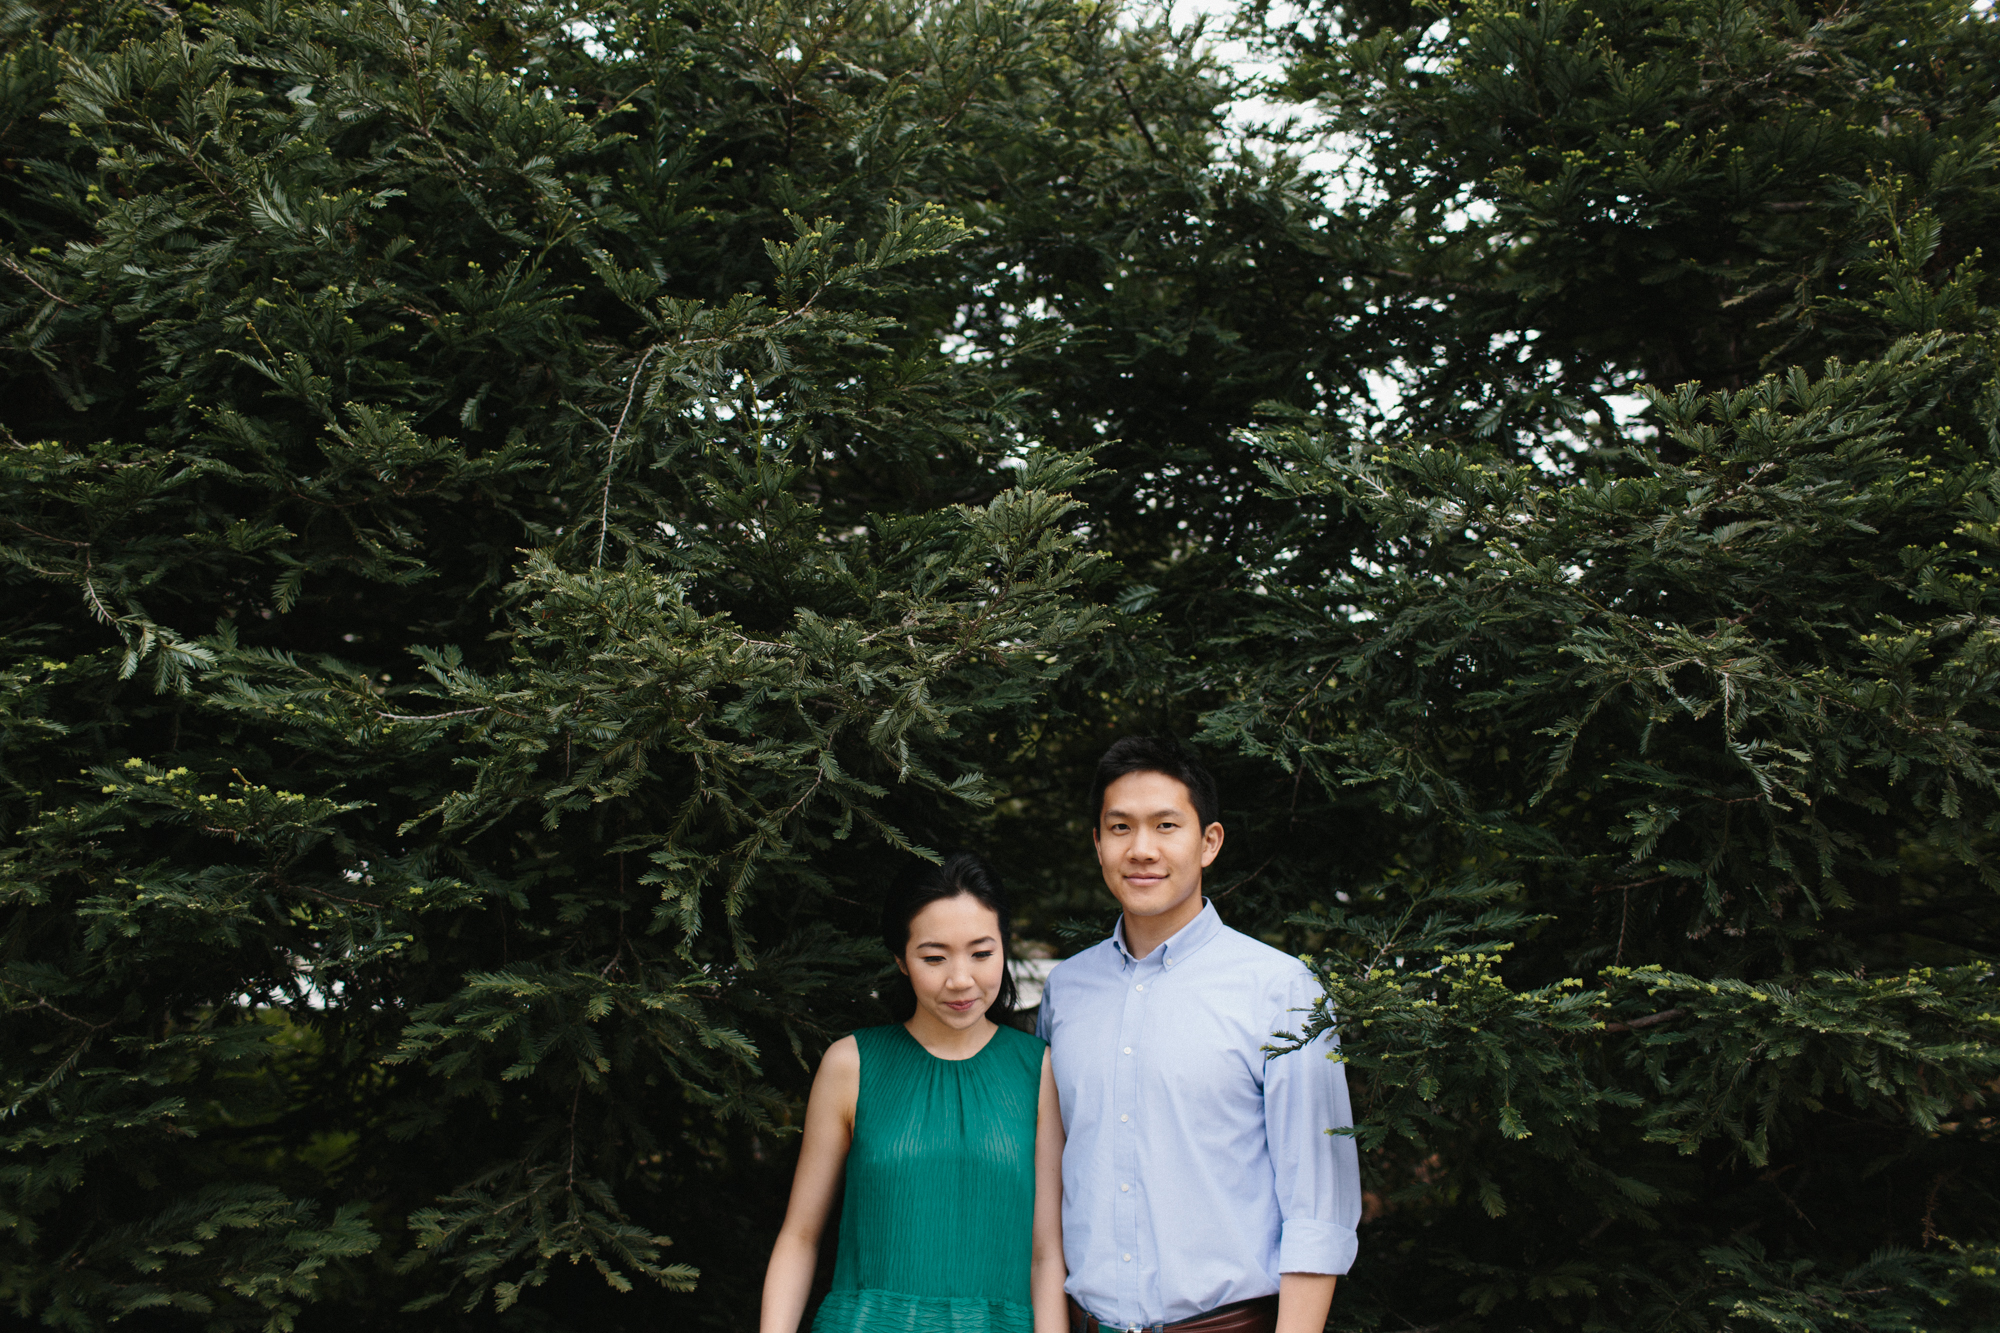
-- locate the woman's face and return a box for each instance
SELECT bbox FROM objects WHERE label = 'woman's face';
[897,892,1006,1032]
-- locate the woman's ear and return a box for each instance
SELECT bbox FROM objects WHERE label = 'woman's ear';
[894,954,910,976]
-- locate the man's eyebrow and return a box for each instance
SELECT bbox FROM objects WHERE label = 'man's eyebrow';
[1102,806,1188,820]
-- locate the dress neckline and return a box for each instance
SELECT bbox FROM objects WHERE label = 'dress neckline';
[897,1019,1001,1063]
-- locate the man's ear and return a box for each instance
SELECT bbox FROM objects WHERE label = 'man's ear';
[1199,820,1225,867]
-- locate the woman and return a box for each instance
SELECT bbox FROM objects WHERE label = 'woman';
[759,852,1066,1333]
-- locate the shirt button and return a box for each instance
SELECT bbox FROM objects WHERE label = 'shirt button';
[1166,958,1176,967]
[1123,1046,1132,1054]
[1120,1113,1130,1122]
[1120,1183,1130,1192]
[1135,983,1145,991]
[1123,1254,1132,1262]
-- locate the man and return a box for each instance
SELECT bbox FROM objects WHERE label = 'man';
[1037,737,1360,1333]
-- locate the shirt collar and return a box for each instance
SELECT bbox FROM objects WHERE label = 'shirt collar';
[1112,898,1223,966]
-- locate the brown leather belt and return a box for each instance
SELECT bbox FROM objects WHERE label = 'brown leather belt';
[1068,1294,1279,1333]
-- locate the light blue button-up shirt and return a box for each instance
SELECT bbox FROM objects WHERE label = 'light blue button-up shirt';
[1036,901,1360,1326]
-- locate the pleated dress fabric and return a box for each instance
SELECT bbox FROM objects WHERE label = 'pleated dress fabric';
[813,1022,1046,1333]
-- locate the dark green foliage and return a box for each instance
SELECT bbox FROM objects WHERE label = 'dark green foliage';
[0,0,1179,1325]
[5,0,2000,1328]
[1169,1,2000,1327]
[1254,0,2000,452]
[1212,318,2000,1320]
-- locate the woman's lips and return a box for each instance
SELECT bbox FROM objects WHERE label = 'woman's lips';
[944,998,979,1011]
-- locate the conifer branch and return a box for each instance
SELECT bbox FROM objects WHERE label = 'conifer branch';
[1,257,75,308]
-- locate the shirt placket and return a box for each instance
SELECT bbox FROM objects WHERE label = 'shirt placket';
[1112,948,1156,1319]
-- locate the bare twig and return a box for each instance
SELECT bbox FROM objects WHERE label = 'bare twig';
[1212,855,1274,899]
[5,517,90,547]
[375,706,489,722]
[1590,874,1670,896]
[1,256,76,308]
[0,979,114,1031]
[1602,1007,1686,1033]
[596,346,658,567]
[1113,77,1161,159]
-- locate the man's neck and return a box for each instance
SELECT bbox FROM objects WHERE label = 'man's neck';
[1121,893,1206,960]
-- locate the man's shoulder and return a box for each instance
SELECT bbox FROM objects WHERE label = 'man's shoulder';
[1041,937,1129,1010]
[1208,917,1313,980]
[1047,935,1120,984]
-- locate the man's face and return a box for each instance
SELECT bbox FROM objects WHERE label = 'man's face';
[1093,769,1224,925]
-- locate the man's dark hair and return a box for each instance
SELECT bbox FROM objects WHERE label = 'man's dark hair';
[878,850,1019,1023]
[1087,736,1222,834]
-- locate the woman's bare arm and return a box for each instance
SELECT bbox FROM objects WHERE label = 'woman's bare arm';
[759,1036,861,1333]
[1031,1047,1069,1333]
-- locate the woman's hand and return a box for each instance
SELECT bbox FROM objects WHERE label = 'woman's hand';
[1031,1046,1069,1333]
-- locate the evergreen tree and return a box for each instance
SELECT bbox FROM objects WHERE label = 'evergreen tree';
[0,0,1226,1325]
[1166,0,2000,1328]
[6,0,2000,1329]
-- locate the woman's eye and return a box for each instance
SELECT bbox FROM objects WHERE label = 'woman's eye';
[973,950,995,960]
[921,954,946,964]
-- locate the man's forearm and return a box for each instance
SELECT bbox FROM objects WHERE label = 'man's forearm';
[1274,1272,1337,1333]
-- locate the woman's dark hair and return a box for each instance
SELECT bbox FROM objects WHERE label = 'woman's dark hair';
[1087,735,1222,834]
[879,851,1018,1023]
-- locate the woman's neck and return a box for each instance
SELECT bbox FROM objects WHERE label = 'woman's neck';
[904,1013,997,1060]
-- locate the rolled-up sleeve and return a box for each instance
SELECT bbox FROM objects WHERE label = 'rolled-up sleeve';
[1264,968,1361,1275]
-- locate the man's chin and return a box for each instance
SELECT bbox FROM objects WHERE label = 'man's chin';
[1115,884,1199,917]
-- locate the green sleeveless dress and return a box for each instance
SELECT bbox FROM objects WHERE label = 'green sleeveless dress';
[813,1023,1046,1333]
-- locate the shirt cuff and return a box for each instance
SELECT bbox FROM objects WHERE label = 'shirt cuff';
[1278,1219,1359,1276]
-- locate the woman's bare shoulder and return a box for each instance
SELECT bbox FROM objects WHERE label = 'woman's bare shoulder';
[818,1033,861,1077]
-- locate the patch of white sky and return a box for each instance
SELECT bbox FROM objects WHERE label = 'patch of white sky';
[1165,0,1345,179]
[1165,0,1654,436]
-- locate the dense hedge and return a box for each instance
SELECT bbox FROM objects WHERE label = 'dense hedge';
[3,0,1997,1329]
